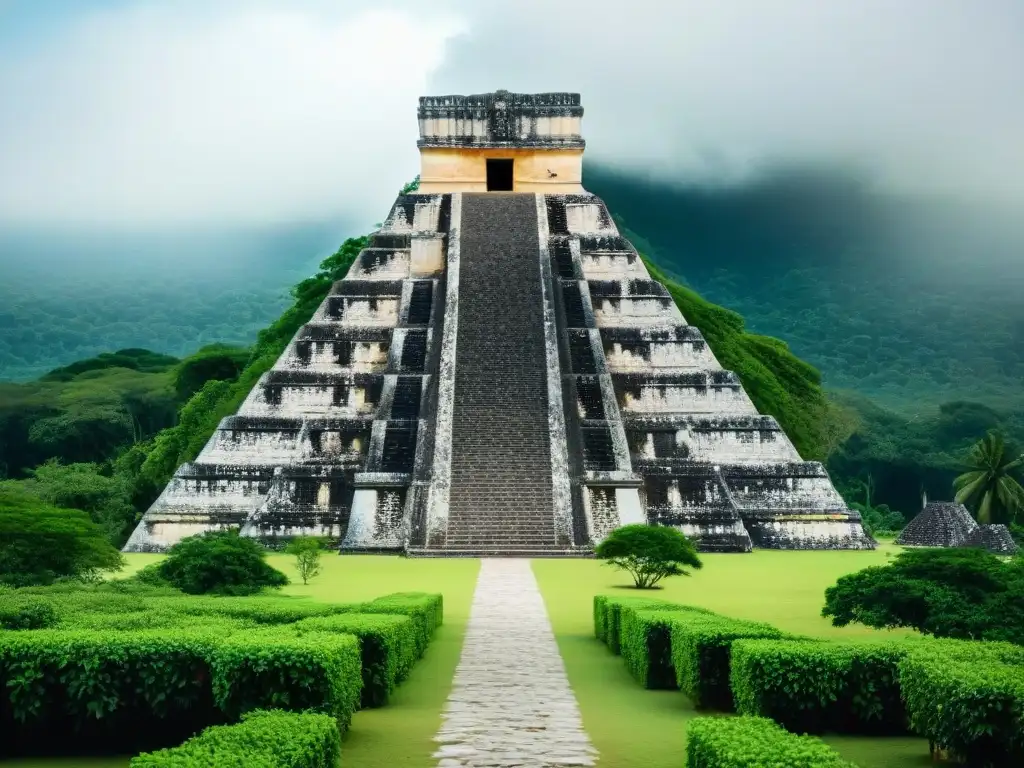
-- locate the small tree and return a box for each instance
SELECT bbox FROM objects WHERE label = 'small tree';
[595,524,702,589]
[286,536,325,585]
[822,547,1024,643]
[0,487,124,587]
[157,529,288,595]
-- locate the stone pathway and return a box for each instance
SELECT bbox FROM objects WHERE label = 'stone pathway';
[433,559,598,767]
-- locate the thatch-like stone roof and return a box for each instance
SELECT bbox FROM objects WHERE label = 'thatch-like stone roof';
[895,502,978,547]
[965,524,1020,555]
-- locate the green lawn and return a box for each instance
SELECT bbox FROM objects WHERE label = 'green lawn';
[532,545,933,768]
[1,554,480,768]
[5,546,939,767]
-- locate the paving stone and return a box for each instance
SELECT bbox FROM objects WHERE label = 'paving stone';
[432,559,597,768]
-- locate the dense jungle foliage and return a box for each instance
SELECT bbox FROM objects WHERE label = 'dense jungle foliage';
[0,237,364,546]
[587,165,1024,414]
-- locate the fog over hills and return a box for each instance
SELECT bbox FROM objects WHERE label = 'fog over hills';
[0,1,1021,406]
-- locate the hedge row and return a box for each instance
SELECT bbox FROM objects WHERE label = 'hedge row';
[593,594,708,654]
[621,609,697,689]
[671,613,791,711]
[898,643,1024,767]
[730,639,909,734]
[4,587,444,652]
[0,627,361,730]
[130,709,340,768]
[294,613,418,707]
[0,589,443,756]
[595,593,1024,765]
[686,716,855,768]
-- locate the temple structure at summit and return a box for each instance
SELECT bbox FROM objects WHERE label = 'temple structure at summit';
[124,90,873,555]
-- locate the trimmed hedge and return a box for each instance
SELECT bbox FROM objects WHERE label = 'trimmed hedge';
[354,592,443,657]
[0,587,441,755]
[0,596,57,630]
[0,627,362,750]
[593,594,702,654]
[294,613,418,707]
[730,638,909,734]
[130,709,340,768]
[670,613,790,712]
[210,629,362,730]
[899,643,1024,766]
[685,716,856,768]
[621,609,699,689]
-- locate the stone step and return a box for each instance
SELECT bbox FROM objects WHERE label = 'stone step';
[443,193,558,552]
[407,547,593,558]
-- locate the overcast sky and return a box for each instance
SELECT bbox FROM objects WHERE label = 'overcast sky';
[1,0,1022,229]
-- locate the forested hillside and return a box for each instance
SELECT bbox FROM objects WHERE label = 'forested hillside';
[586,165,1024,413]
[0,222,349,380]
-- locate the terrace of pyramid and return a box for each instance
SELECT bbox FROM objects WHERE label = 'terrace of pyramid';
[124,90,873,556]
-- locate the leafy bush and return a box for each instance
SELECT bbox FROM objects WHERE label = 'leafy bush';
[355,592,444,657]
[822,547,1024,644]
[669,613,790,711]
[0,628,223,754]
[0,595,57,630]
[899,643,1024,766]
[294,613,417,707]
[620,608,710,689]
[685,715,856,768]
[157,530,289,596]
[130,709,340,768]
[0,627,362,747]
[210,630,362,730]
[592,594,696,653]
[0,588,442,754]
[0,487,124,586]
[143,594,337,625]
[594,524,702,588]
[730,638,910,734]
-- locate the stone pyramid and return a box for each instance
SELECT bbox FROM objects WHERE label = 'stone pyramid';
[965,524,1020,555]
[894,501,978,547]
[125,90,873,555]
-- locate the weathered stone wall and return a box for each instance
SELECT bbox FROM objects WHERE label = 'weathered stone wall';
[123,193,453,553]
[542,191,874,552]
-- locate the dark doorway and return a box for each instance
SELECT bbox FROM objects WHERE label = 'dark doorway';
[486,158,514,191]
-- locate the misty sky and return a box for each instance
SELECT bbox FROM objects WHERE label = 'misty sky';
[1,0,1023,230]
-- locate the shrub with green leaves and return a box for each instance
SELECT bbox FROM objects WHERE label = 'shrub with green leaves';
[685,715,856,768]
[592,594,700,654]
[620,608,710,689]
[142,594,338,625]
[0,628,222,750]
[0,487,124,587]
[293,613,417,708]
[210,629,362,730]
[670,613,790,712]
[899,644,1024,766]
[355,592,443,656]
[0,594,58,630]
[130,709,340,768]
[730,638,909,733]
[157,530,289,596]
[0,624,362,750]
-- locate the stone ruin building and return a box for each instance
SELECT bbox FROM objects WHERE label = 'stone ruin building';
[895,500,1018,554]
[965,524,1019,555]
[125,90,873,556]
[894,501,978,547]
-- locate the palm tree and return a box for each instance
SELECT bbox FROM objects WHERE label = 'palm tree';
[953,432,1024,524]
